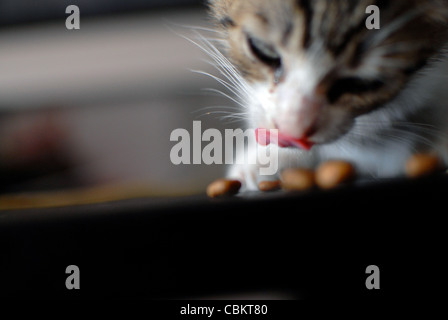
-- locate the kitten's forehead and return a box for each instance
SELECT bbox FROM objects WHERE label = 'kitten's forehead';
[215,0,299,40]
[213,0,447,52]
[214,0,373,45]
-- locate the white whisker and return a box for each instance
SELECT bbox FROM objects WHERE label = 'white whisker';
[191,105,242,114]
[172,26,255,126]
[201,88,247,108]
[190,69,248,105]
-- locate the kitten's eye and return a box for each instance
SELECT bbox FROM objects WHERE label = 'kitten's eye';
[327,77,385,103]
[248,36,282,69]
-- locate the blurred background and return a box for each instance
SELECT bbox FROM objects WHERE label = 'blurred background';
[0,0,238,208]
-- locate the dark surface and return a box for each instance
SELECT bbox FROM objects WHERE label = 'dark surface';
[0,175,447,300]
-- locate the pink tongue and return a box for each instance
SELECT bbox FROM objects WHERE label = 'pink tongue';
[255,128,314,151]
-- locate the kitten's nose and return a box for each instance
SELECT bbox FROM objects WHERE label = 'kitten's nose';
[276,95,323,140]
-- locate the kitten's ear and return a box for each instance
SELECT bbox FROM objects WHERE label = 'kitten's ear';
[207,0,236,29]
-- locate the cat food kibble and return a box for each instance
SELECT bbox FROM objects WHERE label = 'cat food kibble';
[207,179,242,198]
[258,180,281,192]
[405,154,441,178]
[281,169,316,191]
[316,160,355,189]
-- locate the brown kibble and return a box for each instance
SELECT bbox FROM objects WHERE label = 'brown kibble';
[281,168,316,191]
[259,180,281,192]
[316,160,355,190]
[405,154,441,178]
[207,179,242,198]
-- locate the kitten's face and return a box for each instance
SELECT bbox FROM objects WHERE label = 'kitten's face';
[209,0,448,145]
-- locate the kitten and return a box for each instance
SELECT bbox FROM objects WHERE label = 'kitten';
[206,0,448,191]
